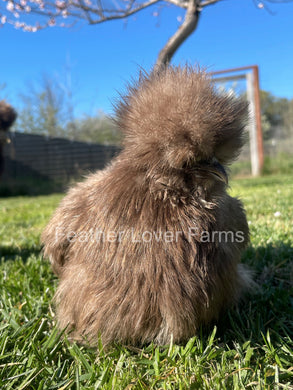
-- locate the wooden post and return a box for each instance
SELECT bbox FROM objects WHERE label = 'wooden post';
[252,65,264,174]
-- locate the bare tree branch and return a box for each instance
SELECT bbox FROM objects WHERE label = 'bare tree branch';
[200,0,223,7]
[86,0,162,23]
[166,0,189,8]
[155,0,202,69]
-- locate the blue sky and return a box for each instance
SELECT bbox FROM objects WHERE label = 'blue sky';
[1,0,293,117]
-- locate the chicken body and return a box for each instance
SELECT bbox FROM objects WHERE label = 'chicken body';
[42,67,250,346]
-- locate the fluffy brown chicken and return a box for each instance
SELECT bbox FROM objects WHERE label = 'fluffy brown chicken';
[42,66,250,346]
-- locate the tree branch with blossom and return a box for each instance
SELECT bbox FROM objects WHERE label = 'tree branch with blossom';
[0,0,292,66]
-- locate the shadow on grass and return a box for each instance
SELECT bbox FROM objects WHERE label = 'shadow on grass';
[0,176,67,197]
[217,243,293,343]
[0,244,42,262]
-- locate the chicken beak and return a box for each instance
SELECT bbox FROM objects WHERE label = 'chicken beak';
[208,161,228,184]
[193,160,228,185]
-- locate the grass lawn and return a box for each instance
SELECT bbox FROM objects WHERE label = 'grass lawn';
[0,175,292,389]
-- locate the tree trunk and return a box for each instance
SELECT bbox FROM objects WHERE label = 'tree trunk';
[155,0,201,70]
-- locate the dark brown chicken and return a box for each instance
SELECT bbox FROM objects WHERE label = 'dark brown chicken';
[42,66,250,346]
[0,100,17,177]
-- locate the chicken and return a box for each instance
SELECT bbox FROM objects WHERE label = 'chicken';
[42,66,250,346]
[0,100,17,177]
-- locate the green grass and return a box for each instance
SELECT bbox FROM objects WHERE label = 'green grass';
[0,175,293,389]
